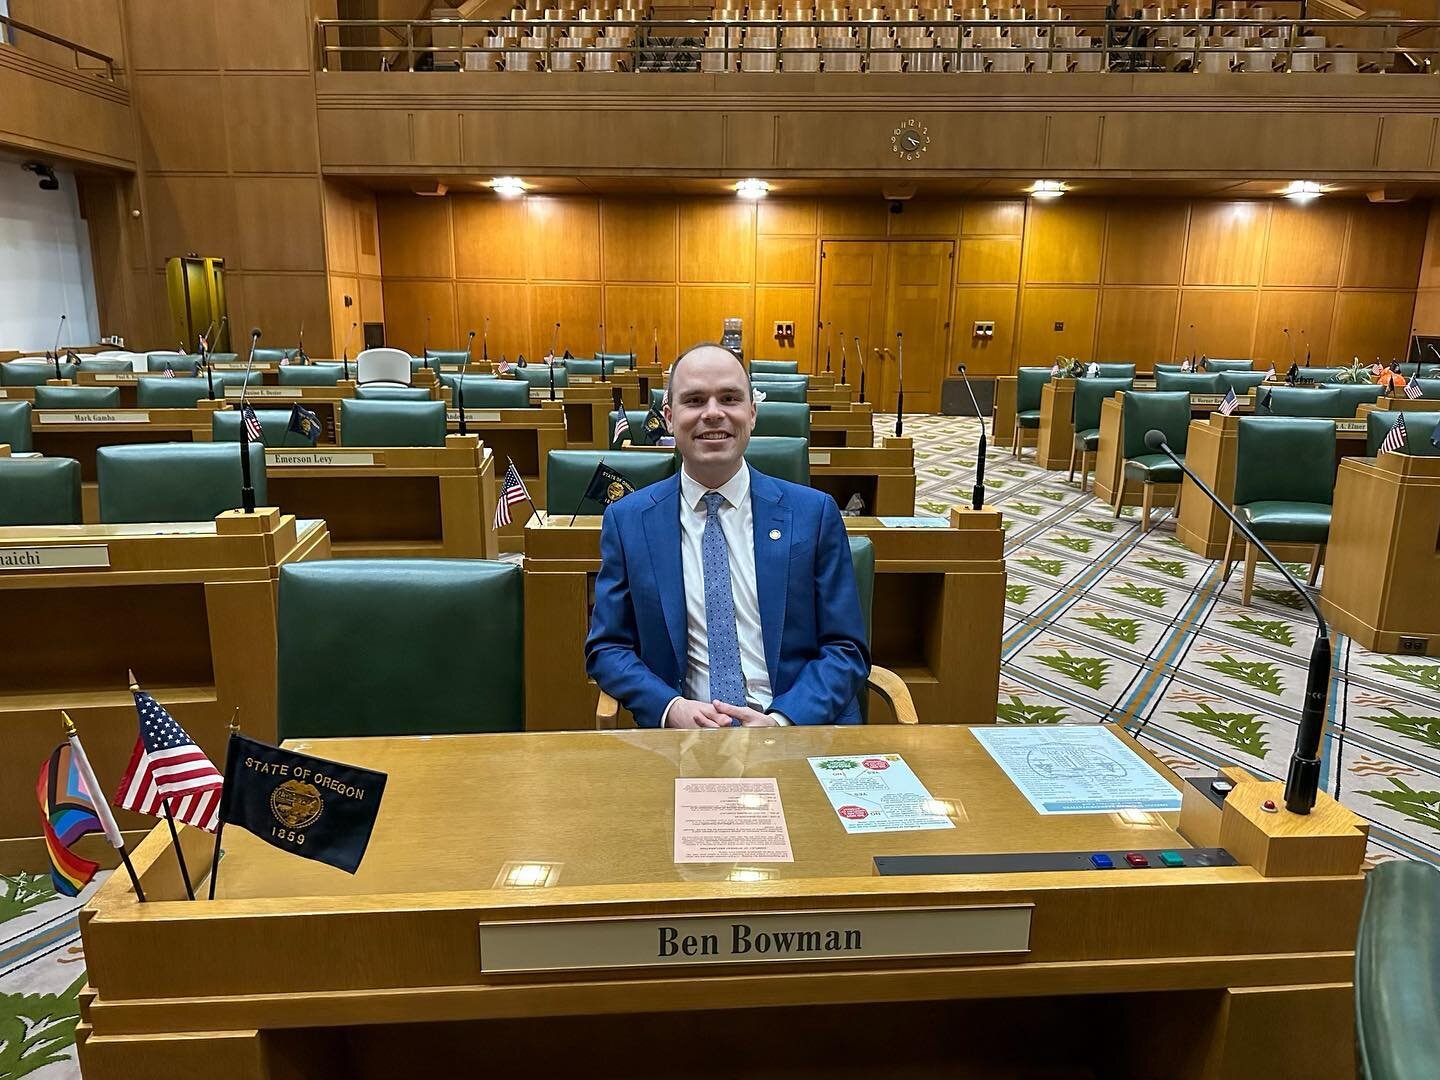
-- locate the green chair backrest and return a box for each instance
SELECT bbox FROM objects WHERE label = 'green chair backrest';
[97,442,266,523]
[75,358,136,373]
[593,352,636,369]
[135,376,216,408]
[753,401,810,439]
[440,373,499,395]
[545,449,678,515]
[1015,367,1052,412]
[512,365,565,389]
[607,410,653,448]
[0,458,82,525]
[1121,391,1192,459]
[745,436,809,485]
[564,358,619,377]
[1261,387,1343,417]
[0,401,32,452]
[1330,384,1384,416]
[1234,418,1335,506]
[1414,379,1440,399]
[751,360,800,375]
[1154,371,1225,394]
[277,559,524,738]
[455,379,531,409]
[33,385,121,410]
[355,385,433,401]
[1073,377,1134,433]
[2,361,75,386]
[753,381,807,404]
[278,365,341,386]
[1365,411,1440,457]
[251,348,298,363]
[146,354,201,374]
[1298,366,1346,383]
[423,350,471,368]
[212,409,317,448]
[339,399,447,446]
[1221,371,1269,393]
[209,353,239,363]
[1204,359,1255,373]
[847,535,875,723]
[1090,363,1136,378]
[1355,860,1440,1080]
[750,372,810,389]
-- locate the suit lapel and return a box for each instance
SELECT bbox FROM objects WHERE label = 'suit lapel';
[749,467,790,683]
[642,476,687,676]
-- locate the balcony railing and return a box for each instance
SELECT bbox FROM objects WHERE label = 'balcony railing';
[0,14,117,82]
[315,16,1437,76]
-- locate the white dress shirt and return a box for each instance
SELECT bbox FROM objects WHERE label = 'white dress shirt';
[661,465,789,726]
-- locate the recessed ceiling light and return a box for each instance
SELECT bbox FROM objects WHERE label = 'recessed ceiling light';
[1029,180,1066,199]
[1282,180,1323,202]
[734,178,770,200]
[489,176,527,198]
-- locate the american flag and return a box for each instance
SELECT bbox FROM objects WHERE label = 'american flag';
[497,359,512,374]
[242,403,263,441]
[1217,387,1239,416]
[494,460,532,528]
[613,411,629,444]
[1406,378,1424,400]
[1371,362,1385,377]
[163,364,176,378]
[114,692,223,832]
[1180,359,1192,373]
[1378,413,1408,456]
[1264,364,1276,380]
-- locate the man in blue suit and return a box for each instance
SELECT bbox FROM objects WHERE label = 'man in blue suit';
[585,344,869,728]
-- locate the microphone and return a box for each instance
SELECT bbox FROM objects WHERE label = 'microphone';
[483,315,490,363]
[342,320,356,382]
[894,331,904,438]
[455,364,468,436]
[199,319,216,358]
[1142,428,1328,814]
[955,363,987,511]
[1283,327,1295,369]
[550,322,561,401]
[854,335,866,403]
[296,320,307,364]
[238,328,261,514]
[598,322,608,383]
[838,331,849,386]
[653,325,659,366]
[823,322,831,373]
[1186,322,1196,363]
[629,323,636,365]
[218,315,230,357]
[422,315,430,366]
[464,328,476,367]
[50,314,67,379]
[1300,329,1311,366]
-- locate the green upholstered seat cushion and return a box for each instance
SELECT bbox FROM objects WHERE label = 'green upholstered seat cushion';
[0,401,33,452]
[1016,410,1041,429]
[278,365,342,386]
[745,436,809,484]
[1237,500,1332,543]
[1355,860,1440,1080]
[753,401,810,438]
[1154,371,1225,394]
[1221,371,1269,392]
[2,361,75,385]
[146,354,202,374]
[1015,367,1052,412]
[33,385,121,409]
[213,409,318,448]
[97,442,266,523]
[277,559,524,738]
[751,360,800,375]
[1123,453,1183,483]
[1073,427,1101,451]
[75,358,136,373]
[1073,377,1134,433]
[1122,391,1193,459]
[355,385,432,400]
[0,458,82,525]
[752,382,807,403]
[546,449,678,515]
[593,352,637,369]
[1367,411,1440,457]
[1235,417,1336,508]
[512,365,565,389]
[251,348,298,363]
[608,410,654,449]
[339,399,447,446]
[1090,363,1136,378]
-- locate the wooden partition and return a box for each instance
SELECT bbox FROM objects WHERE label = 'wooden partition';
[1034,378,1077,471]
[446,401,567,551]
[0,509,330,873]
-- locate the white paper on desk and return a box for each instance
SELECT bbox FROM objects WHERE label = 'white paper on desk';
[807,754,955,834]
[674,778,794,863]
[971,725,1182,815]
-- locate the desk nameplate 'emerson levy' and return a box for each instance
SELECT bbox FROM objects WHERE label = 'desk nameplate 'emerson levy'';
[0,545,110,570]
[478,905,1033,974]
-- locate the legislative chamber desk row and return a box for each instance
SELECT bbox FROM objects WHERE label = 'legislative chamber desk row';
[74,723,1368,1079]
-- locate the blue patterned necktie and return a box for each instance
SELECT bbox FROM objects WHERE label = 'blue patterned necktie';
[701,491,748,707]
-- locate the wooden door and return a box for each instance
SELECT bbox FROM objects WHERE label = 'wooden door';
[880,241,953,416]
[817,242,888,385]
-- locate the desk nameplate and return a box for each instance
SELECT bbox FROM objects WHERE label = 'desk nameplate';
[91,373,139,383]
[1335,420,1366,434]
[809,450,832,465]
[478,904,1032,974]
[224,386,291,399]
[36,411,149,424]
[0,545,110,570]
[266,450,375,467]
[450,410,501,423]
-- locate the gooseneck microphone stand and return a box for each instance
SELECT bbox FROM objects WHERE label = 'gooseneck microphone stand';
[956,364,987,512]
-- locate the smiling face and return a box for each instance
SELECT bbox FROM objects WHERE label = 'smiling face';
[665,345,756,488]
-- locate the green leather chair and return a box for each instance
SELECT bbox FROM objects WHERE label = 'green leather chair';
[33,385,121,410]
[1204,359,1256,373]
[1155,371,1225,394]
[745,436,809,484]
[208,353,239,363]
[751,360,800,375]
[0,458,82,525]
[75,358,136,373]
[252,348,299,364]
[440,373,499,394]
[355,385,433,401]
[97,442,266,523]
[593,352,636,370]
[1069,377,1133,492]
[512,365,565,390]
[1412,379,1440,399]
[1221,370,1269,394]
[1355,860,1440,1080]
[213,409,318,448]
[1113,391,1191,529]
[136,374,251,408]
[1090,363,1136,378]
[338,399,446,447]
[146,354,201,374]
[546,449,678,516]
[565,358,622,377]
[608,409,654,449]
[753,401,810,439]
[1297,366,1347,383]
[1,360,75,385]
[752,381,807,404]
[424,350,471,369]
[1258,387,1343,417]
[277,559,524,738]
[456,379,531,410]
[278,365,342,387]
[1331,384,1384,416]
[1366,411,1440,457]
[1229,417,1335,603]
[1012,367,1052,457]
[751,372,810,390]
[0,401,34,452]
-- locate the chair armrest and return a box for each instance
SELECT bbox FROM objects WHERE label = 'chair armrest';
[866,666,919,725]
[596,690,620,730]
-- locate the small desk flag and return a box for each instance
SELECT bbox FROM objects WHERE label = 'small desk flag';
[1217,387,1239,416]
[288,403,322,445]
[1378,413,1408,456]
[584,461,637,508]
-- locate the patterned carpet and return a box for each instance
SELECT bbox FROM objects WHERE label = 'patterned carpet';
[3,411,1436,1077]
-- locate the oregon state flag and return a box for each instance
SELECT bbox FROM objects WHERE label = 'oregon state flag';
[583,461,636,508]
[217,734,387,874]
[36,745,103,896]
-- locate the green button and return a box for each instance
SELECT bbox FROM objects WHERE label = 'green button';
[1160,851,1185,867]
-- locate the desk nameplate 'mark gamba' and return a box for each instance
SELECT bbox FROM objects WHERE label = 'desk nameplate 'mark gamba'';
[479,904,1032,975]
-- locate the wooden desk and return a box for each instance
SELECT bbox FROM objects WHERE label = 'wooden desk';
[992,375,1017,450]
[1034,379,1076,471]
[263,436,498,559]
[1322,453,1440,656]
[520,508,1004,732]
[809,437,916,516]
[0,509,330,873]
[446,401,567,552]
[220,384,357,444]
[811,402,875,447]
[72,367,293,407]
[77,726,1365,1079]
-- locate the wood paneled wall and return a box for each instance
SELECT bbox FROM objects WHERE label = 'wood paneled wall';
[377,193,1428,382]
[323,181,384,356]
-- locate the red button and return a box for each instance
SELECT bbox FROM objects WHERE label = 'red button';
[1125,853,1149,867]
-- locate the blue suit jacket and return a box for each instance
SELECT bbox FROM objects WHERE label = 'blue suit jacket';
[585,466,870,727]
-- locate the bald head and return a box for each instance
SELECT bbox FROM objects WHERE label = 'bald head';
[667,343,748,401]
[664,342,756,488]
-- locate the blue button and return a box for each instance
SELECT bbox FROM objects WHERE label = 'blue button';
[1090,853,1114,869]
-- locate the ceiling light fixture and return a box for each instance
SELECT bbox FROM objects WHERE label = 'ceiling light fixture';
[489,176,527,198]
[1282,180,1323,202]
[1028,180,1066,200]
[734,178,770,200]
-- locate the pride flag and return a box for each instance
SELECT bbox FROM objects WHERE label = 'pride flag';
[36,744,104,896]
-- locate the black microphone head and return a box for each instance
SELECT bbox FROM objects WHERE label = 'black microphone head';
[250,327,261,340]
[466,329,476,340]
[1144,429,1167,452]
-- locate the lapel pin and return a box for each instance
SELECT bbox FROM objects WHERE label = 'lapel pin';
[769,529,782,540]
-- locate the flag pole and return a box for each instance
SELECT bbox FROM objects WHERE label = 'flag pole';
[128,670,195,900]
[207,708,240,901]
[63,711,146,903]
